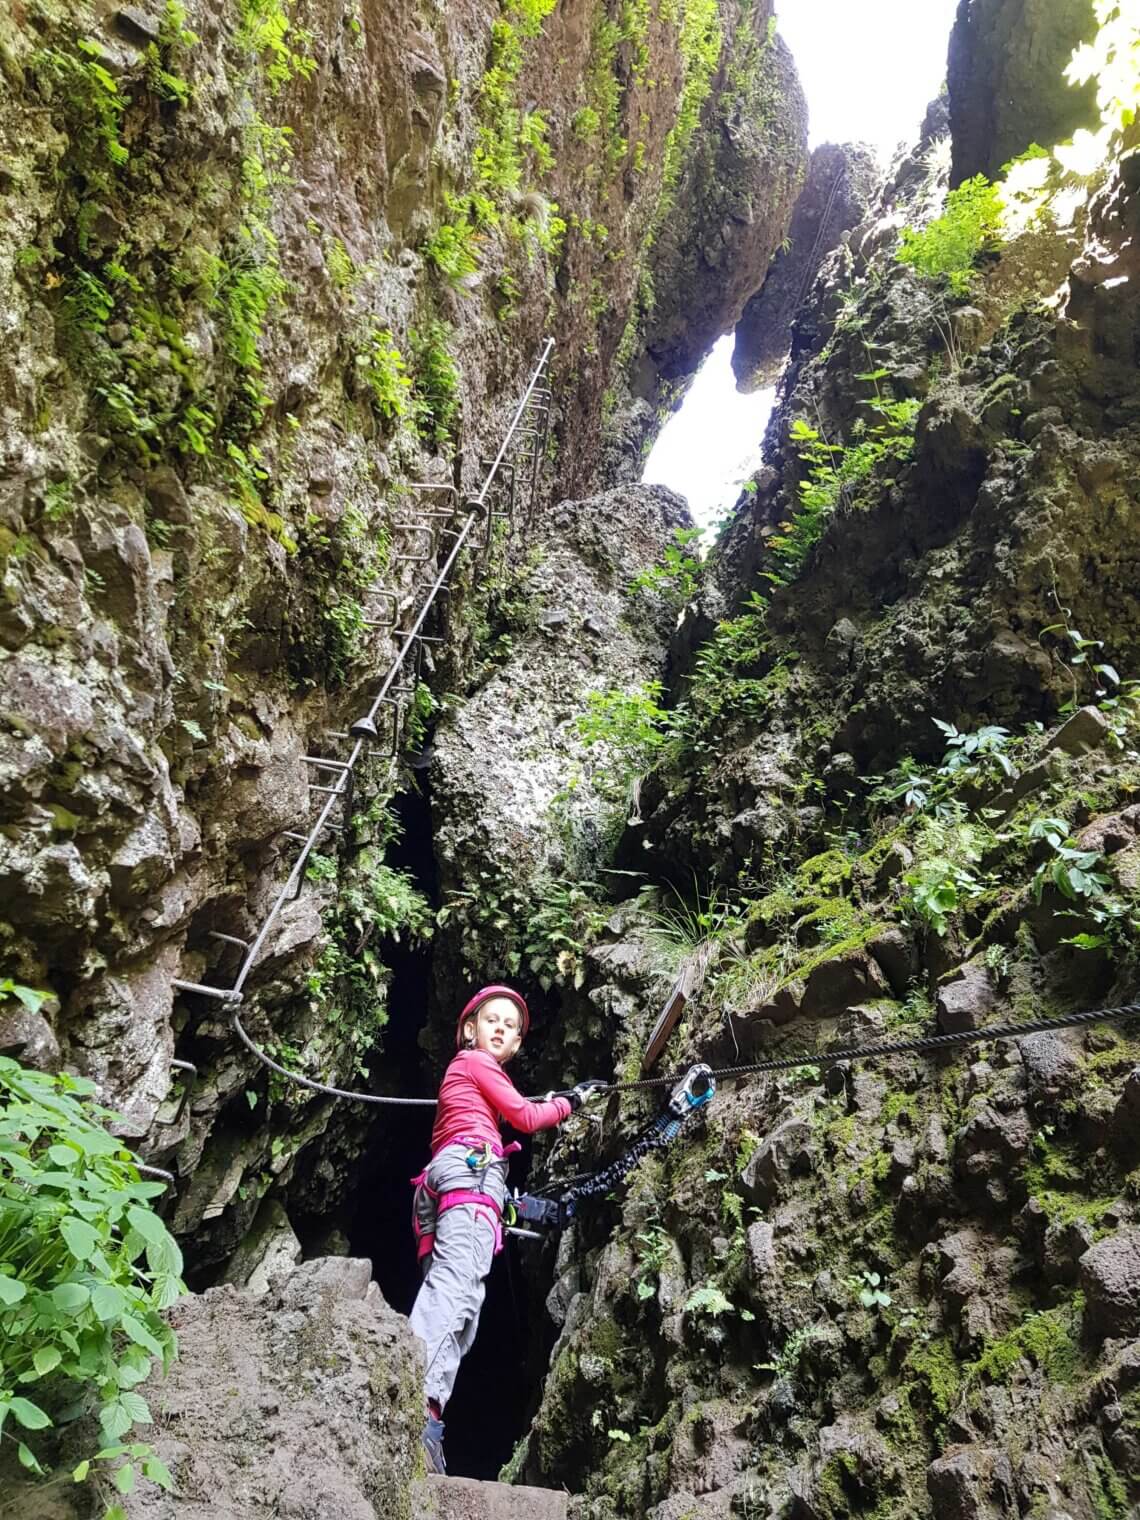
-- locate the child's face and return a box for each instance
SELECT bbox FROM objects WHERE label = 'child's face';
[464,996,523,1065]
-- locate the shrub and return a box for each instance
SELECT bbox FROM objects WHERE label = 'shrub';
[896,174,1004,294]
[0,1056,183,1503]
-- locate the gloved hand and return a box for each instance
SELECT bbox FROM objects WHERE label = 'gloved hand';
[562,1078,607,1112]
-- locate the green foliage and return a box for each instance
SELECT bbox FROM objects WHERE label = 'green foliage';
[574,681,670,793]
[632,1220,670,1299]
[301,852,433,1083]
[780,395,920,585]
[628,527,703,606]
[0,982,50,1015]
[970,1302,1080,1384]
[424,210,482,286]
[684,1283,734,1318]
[660,0,723,199]
[896,174,1003,294]
[409,321,461,450]
[404,682,436,756]
[236,0,316,93]
[505,0,558,40]
[357,328,414,423]
[902,802,995,936]
[934,719,1014,780]
[214,227,287,372]
[439,872,608,991]
[847,1268,892,1310]
[0,1057,184,1501]
[756,1324,822,1381]
[36,42,129,195]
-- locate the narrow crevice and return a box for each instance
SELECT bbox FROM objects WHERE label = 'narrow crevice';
[332,779,556,1480]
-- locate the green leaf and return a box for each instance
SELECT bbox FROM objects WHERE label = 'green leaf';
[61,1216,101,1261]
[0,1272,27,1305]
[18,1442,45,1474]
[121,1314,164,1356]
[52,1281,91,1313]
[120,1390,152,1424]
[73,1460,91,1482]
[100,1401,133,1440]
[92,1283,126,1321]
[126,1205,166,1246]
[9,1396,51,1430]
[33,1347,62,1376]
[114,1461,136,1495]
[143,1454,174,1490]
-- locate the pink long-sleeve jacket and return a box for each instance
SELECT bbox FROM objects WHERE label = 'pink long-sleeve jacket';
[429,1049,571,1155]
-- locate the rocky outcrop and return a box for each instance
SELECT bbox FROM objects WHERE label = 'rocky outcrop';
[427,482,689,1046]
[947,0,1100,182]
[5,1258,424,1519]
[733,141,880,392]
[642,28,807,383]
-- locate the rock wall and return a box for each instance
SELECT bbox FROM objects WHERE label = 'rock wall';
[732,140,880,393]
[947,0,1100,182]
[0,0,804,1264]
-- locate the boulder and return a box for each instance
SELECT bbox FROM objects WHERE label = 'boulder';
[927,1444,1018,1519]
[222,1199,303,1298]
[1018,1031,1082,1102]
[741,1117,816,1207]
[1047,705,1111,758]
[1079,1229,1140,1339]
[937,961,998,1033]
[117,1262,422,1518]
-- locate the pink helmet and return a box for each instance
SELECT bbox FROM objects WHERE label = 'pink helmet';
[456,985,530,1049]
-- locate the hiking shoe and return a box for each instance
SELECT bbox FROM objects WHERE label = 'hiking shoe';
[422,1415,446,1475]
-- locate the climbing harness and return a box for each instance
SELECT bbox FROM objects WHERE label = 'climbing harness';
[506,1064,716,1236]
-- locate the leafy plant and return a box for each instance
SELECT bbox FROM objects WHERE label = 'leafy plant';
[409,321,461,450]
[0,1057,183,1506]
[423,212,482,285]
[684,1283,735,1318]
[896,173,1004,294]
[357,328,413,423]
[236,0,316,93]
[848,1268,892,1310]
[934,719,1014,780]
[628,527,703,606]
[574,681,669,794]
[756,1324,823,1381]
[781,395,920,585]
[0,982,50,1015]
[904,804,991,935]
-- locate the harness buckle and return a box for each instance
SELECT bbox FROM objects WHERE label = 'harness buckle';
[668,1063,715,1118]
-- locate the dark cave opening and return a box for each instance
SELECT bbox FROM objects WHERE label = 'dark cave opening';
[340,780,555,1482]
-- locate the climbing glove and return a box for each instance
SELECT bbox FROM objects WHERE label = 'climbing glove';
[562,1078,608,1112]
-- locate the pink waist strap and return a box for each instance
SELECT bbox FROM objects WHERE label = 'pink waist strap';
[433,1136,522,1159]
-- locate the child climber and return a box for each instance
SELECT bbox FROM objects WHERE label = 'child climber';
[409,984,603,1474]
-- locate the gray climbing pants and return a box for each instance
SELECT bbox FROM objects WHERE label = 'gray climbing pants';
[408,1143,509,1410]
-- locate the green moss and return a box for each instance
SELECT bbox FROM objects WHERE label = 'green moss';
[969,1301,1080,1386]
[904,1336,961,1422]
[778,918,888,990]
[880,1091,918,1127]
[797,849,854,893]
[1086,1449,1130,1519]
